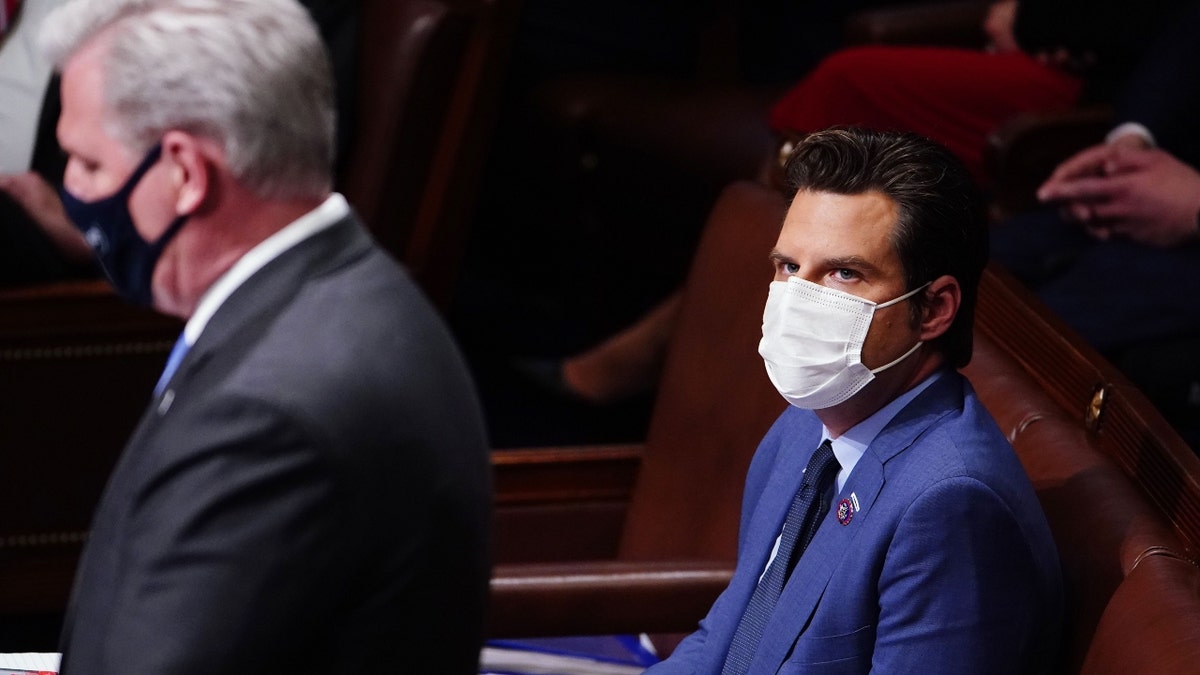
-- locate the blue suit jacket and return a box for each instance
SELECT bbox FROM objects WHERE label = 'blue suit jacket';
[649,372,1062,674]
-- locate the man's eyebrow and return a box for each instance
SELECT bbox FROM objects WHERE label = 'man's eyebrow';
[766,252,888,281]
[825,255,879,271]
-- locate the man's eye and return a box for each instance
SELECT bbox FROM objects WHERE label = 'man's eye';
[834,269,857,281]
[783,262,800,274]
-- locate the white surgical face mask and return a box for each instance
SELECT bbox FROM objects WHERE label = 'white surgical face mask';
[758,276,930,410]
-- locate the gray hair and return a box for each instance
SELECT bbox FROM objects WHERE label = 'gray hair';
[41,0,335,199]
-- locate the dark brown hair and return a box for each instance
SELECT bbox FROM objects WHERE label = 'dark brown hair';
[784,127,987,368]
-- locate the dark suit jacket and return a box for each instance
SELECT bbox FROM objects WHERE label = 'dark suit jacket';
[1015,0,1186,102]
[990,0,1200,357]
[1114,0,1200,167]
[649,372,1062,674]
[58,213,492,674]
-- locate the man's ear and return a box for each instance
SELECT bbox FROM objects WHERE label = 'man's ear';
[918,274,961,341]
[160,130,214,216]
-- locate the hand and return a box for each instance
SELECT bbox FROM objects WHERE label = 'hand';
[1037,144,1200,247]
[984,0,1020,54]
[0,171,94,263]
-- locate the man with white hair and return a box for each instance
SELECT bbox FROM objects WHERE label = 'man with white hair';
[43,0,492,672]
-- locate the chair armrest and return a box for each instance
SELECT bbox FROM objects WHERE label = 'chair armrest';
[984,106,1113,219]
[844,0,991,48]
[493,444,644,504]
[493,444,644,563]
[488,559,734,637]
[0,279,181,338]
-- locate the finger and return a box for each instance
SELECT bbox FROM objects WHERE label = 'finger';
[1067,202,1093,224]
[1039,175,1115,203]
[1041,145,1114,195]
[1089,198,1131,223]
[1102,148,1156,176]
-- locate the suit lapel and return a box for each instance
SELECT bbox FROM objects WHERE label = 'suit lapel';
[750,373,965,669]
[751,464,880,670]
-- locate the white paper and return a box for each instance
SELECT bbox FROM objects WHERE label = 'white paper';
[480,646,643,675]
[0,653,61,672]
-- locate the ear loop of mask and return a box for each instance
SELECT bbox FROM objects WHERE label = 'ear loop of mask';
[867,281,932,375]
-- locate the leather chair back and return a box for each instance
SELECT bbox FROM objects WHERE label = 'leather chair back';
[339,0,516,309]
[1078,553,1200,673]
[0,283,180,615]
[964,265,1200,673]
[617,181,788,561]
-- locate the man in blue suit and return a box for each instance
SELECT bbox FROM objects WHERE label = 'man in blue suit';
[648,128,1063,674]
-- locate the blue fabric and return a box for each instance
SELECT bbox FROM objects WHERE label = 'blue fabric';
[648,372,1063,674]
[722,440,837,675]
[990,208,1200,353]
[485,634,660,668]
[153,333,190,396]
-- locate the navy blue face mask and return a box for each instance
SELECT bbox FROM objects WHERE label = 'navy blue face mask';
[60,143,189,306]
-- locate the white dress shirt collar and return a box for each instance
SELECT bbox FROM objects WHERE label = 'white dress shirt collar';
[181,193,350,347]
[823,370,944,491]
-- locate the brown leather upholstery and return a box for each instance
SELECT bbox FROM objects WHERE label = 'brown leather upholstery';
[969,329,1191,672]
[489,180,786,636]
[1092,377,1200,559]
[488,560,733,638]
[618,181,787,561]
[492,181,788,567]
[339,0,517,308]
[966,266,1200,673]
[971,264,1200,557]
[0,281,180,614]
[1080,553,1200,674]
[492,444,642,563]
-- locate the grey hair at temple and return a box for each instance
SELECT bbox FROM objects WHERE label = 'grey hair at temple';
[40,0,335,200]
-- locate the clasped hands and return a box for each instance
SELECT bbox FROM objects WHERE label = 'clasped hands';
[1036,135,1200,248]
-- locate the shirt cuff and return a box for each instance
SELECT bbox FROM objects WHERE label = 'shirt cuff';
[1106,122,1156,148]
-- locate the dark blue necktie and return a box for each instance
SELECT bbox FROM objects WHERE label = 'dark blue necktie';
[722,439,840,675]
[154,334,190,396]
